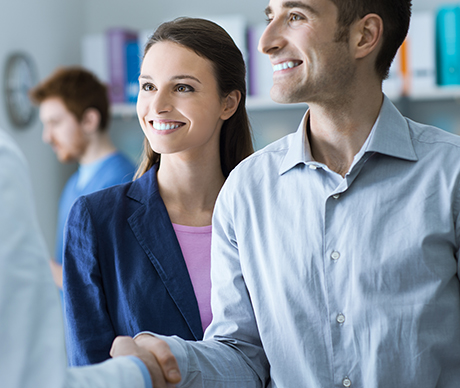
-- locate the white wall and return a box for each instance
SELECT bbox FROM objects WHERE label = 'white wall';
[413,0,458,11]
[84,0,269,34]
[83,0,448,35]
[0,0,84,253]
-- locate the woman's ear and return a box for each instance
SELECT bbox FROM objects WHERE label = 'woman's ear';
[351,13,384,60]
[221,90,241,120]
[81,108,101,134]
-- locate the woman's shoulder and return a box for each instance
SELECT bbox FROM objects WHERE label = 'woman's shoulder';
[69,180,137,225]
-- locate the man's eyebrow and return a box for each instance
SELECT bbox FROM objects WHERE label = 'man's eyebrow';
[265,1,319,16]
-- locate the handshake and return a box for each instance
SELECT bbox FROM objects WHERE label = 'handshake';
[111,334,181,388]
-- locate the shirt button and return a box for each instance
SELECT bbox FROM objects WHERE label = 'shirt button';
[333,194,341,199]
[342,377,352,387]
[336,313,345,324]
[309,164,317,170]
[331,251,340,261]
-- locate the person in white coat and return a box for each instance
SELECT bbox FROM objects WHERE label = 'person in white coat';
[0,128,157,388]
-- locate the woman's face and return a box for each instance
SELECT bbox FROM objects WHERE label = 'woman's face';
[137,41,231,160]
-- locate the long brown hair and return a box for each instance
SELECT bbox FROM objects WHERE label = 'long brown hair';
[135,17,253,179]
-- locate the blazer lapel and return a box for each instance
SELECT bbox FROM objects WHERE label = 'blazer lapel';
[126,167,203,340]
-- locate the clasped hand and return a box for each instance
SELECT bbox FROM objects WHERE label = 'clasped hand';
[110,334,181,387]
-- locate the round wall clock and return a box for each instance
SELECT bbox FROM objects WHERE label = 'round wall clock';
[3,52,38,129]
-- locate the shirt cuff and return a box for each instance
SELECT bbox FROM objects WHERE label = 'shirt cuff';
[135,332,189,382]
[127,356,152,388]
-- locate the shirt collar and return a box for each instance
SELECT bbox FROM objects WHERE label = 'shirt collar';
[279,95,418,175]
[365,95,418,161]
[279,110,313,175]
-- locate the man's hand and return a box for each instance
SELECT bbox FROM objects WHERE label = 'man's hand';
[49,259,63,289]
[110,336,181,387]
[135,334,182,383]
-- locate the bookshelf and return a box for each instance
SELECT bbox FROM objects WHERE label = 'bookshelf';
[111,86,460,120]
[111,98,308,119]
[409,86,460,101]
[107,3,460,144]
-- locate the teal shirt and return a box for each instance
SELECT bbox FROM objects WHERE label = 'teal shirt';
[55,152,135,264]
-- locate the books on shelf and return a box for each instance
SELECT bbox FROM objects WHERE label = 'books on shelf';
[383,43,405,99]
[138,28,153,58]
[204,15,251,94]
[81,28,140,104]
[436,5,460,86]
[82,33,109,84]
[384,11,437,99]
[107,28,139,103]
[84,8,460,111]
[248,23,273,99]
[408,11,437,94]
[125,39,140,103]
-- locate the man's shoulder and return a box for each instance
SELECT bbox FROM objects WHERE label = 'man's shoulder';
[231,132,294,175]
[94,152,135,187]
[407,118,460,156]
[102,152,135,174]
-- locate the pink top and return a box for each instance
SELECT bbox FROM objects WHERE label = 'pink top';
[172,223,213,332]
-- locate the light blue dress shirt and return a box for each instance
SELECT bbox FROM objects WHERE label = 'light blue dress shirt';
[158,96,460,387]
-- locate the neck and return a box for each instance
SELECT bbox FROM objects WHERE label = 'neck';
[307,87,384,177]
[157,153,225,227]
[79,131,117,165]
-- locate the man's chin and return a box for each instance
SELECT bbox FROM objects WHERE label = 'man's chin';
[270,88,303,105]
[56,154,75,164]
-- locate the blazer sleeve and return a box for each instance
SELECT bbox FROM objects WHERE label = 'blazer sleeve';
[63,196,116,366]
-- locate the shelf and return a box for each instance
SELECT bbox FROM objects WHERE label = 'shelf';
[111,97,308,119]
[111,103,137,119]
[246,97,307,111]
[111,86,460,119]
[409,86,460,101]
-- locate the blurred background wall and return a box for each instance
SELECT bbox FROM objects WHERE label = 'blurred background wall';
[0,0,458,252]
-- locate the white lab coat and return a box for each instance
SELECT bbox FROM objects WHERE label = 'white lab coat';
[0,129,147,388]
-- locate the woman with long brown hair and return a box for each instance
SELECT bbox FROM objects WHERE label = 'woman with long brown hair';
[63,17,253,366]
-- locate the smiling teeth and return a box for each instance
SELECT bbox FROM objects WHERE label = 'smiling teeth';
[152,121,182,130]
[273,61,299,73]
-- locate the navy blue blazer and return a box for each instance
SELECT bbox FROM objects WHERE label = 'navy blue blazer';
[63,164,203,366]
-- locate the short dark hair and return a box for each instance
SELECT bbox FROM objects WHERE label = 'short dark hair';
[30,67,110,131]
[331,0,412,80]
[135,17,254,179]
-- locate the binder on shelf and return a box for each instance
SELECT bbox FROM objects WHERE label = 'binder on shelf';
[205,15,247,58]
[107,28,139,103]
[382,46,404,99]
[138,28,153,57]
[125,40,140,103]
[408,11,437,95]
[204,15,250,93]
[248,23,273,99]
[436,5,460,86]
[81,33,109,84]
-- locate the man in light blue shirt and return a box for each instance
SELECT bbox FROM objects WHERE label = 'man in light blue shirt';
[30,67,135,290]
[132,0,460,387]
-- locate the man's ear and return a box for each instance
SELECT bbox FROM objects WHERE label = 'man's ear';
[351,13,384,60]
[220,90,241,120]
[81,108,101,134]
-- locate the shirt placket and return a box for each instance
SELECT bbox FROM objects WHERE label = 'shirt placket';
[320,154,373,388]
